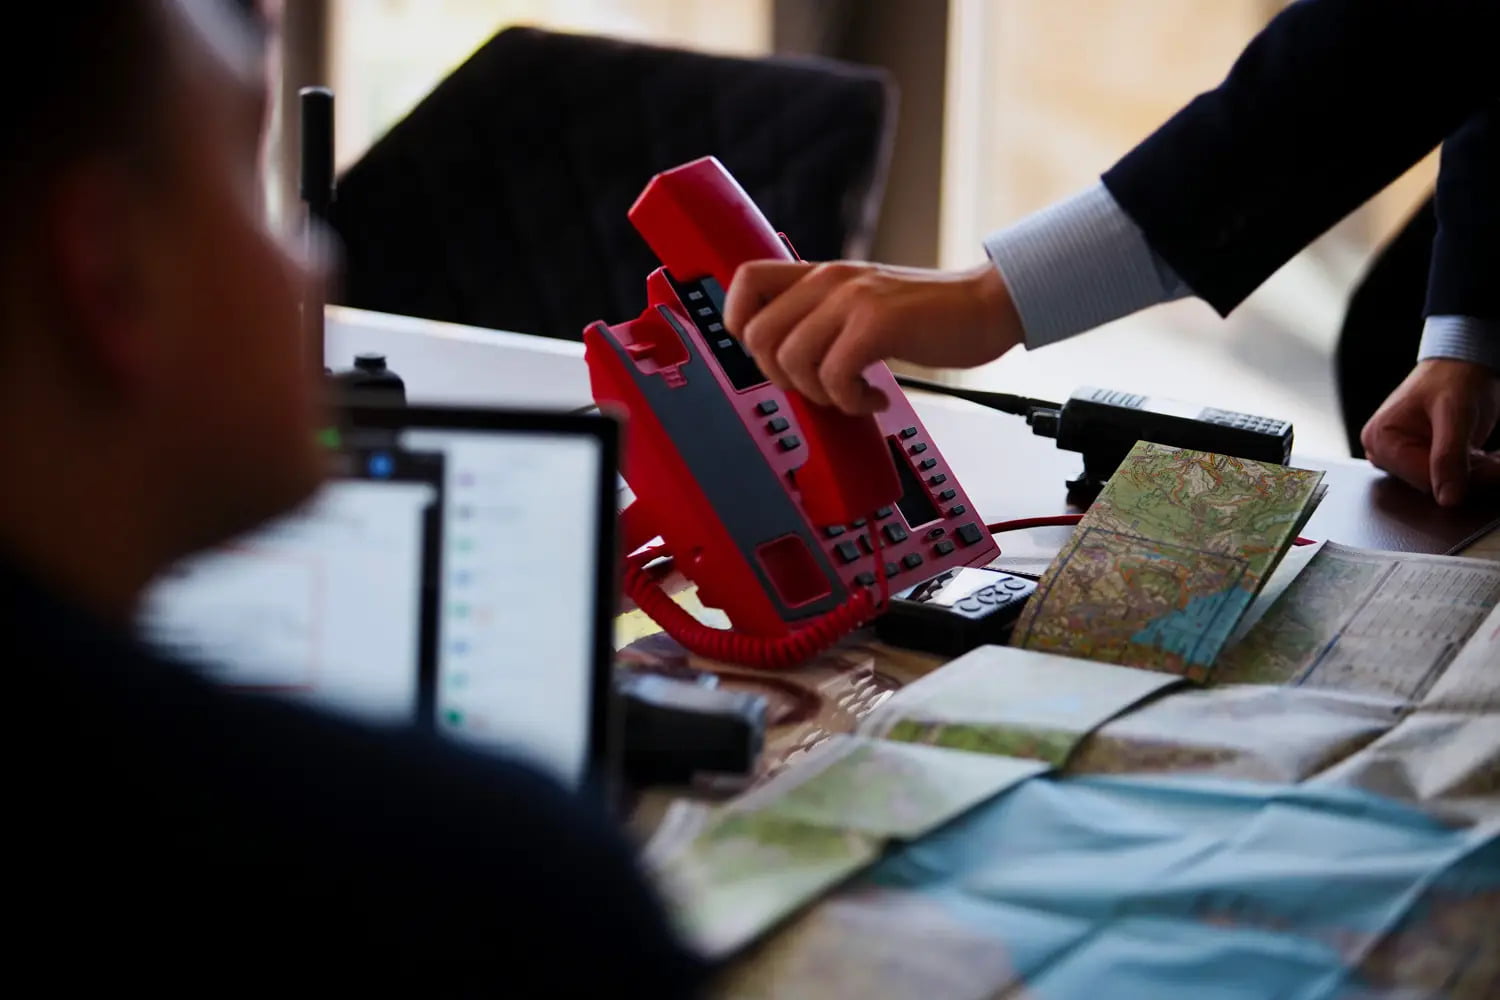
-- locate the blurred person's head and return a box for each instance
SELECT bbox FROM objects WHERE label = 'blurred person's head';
[0,0,326,620]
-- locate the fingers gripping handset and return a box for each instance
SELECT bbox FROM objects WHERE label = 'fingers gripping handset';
[584,157,998,668]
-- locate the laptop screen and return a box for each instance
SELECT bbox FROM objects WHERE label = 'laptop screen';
[138,406,618,790]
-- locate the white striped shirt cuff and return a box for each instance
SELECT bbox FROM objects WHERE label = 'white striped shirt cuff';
[1418,315,1500,372]
[982,182,1189,350]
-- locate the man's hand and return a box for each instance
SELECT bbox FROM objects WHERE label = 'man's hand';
[1360,359,1500,507]
[721,260,1025,414]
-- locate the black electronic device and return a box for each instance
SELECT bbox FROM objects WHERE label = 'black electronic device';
[874,565,1037,657]
[300,86,334,375]
[892,375,1295,503]
[330,352,406,405]
[615,671,766,787]
[1027,386,1293,498]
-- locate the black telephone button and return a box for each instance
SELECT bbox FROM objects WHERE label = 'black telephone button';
[707,321,724,333]
[902,552,924,570]
[778,435,801,451]
[853,519,868,528]
[928,473,948,486]
[825,525,846,537]
[883,523,909,544]
[974,587,1000,605]
[834,541,861,564]
[876,506,894,519]
[854,571,876,587]
[885,562,900,578]
[934,539,956,556]
[909,442,928,455]
[926,527,946,539]
[757,400,780,415]
[938,488,956,501]
[767,416,790,433]
[957,598,984,615]
[949,504,968,517]
[919,458,937,470]
[956,523,984,546]
[858,535,873,554]
[900,427,918,439]
[716,338,733,349]
[686,289,705,302]
[1002,578,1029,591]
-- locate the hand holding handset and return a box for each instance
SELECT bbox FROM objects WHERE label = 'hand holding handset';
[585,157,998,668]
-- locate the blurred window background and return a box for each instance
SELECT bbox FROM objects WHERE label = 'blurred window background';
[264,0,1440,458]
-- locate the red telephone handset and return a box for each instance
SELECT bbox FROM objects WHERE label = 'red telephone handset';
[586,157,998,668]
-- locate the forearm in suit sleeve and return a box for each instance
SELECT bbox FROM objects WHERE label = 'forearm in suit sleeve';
[1426,104,1500,322]
[1101,0,1500,318]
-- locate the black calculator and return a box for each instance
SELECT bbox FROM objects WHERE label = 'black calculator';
[874,566,1037,657]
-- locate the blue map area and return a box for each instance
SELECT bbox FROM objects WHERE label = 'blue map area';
[849,774,1500,998]
[1130,586,1255,667]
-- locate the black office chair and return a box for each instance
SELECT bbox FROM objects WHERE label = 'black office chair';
[327,26,897,342]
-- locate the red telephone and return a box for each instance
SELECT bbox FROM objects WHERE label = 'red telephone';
[585,157,999,668]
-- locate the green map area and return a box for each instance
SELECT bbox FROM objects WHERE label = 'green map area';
[1011,443,1324,679]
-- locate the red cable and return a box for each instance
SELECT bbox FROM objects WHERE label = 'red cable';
[625,516,891,670]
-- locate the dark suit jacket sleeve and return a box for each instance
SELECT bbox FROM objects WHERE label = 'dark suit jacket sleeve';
[1427,103,1500,320]
[1100,0,1500,320]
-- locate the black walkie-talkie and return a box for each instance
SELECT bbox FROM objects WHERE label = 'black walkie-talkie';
[301,86,405,406]
[1028,386,1293,498]
[892,375,1294,502]
[300,86,333,376]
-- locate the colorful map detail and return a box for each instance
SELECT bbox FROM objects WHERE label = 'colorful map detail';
[1011,442,1324,679]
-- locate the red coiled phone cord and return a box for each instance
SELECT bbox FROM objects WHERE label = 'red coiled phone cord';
[622,519,891,670]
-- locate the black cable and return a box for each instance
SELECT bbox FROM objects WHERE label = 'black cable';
[892,373,1059,416]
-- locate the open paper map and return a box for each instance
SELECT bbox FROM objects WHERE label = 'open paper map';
[643,648,1177,958]
[1010,442,1324,679]
[1215,542,1500,700]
